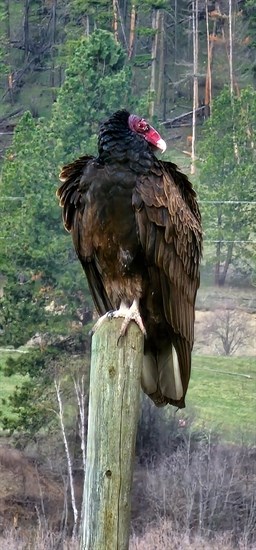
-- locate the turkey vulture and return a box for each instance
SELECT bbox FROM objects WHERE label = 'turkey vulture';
[57,110,202,408]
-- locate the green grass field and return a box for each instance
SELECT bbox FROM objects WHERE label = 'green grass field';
[187,355,256,443]
[0,351,255,442]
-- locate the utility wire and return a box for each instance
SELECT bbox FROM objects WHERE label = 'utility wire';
[0,238,255,244]
[1,197,256,205]
[204,240,256,244]
[199,200,256,205]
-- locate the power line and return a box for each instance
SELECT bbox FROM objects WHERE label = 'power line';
[0,237,255,245]
[204,240,256,244]
[1,197,256,205]
[199,200,256,205]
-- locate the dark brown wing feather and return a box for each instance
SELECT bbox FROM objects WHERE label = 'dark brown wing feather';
[57,155,113,315]
[57,155,94,231]
[133,160,202,398]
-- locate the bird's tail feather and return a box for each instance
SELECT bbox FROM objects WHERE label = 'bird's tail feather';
[141,344,185,408]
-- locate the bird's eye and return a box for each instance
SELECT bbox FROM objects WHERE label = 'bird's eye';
[138,121,150,133]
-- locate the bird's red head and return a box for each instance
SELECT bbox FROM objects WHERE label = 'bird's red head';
[128,114,166,153]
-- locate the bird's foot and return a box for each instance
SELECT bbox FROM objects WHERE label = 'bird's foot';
[91,300,146,341]
[113,300,147,342]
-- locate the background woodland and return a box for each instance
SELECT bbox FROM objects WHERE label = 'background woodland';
[0,1,255,548]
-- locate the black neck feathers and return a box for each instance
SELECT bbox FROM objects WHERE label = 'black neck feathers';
[98,110,155,174]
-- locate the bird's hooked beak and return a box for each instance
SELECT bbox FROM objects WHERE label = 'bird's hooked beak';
[144,126,167,154]
[156,138,167,153]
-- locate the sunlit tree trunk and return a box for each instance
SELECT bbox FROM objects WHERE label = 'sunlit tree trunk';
[128,3,137,59]
[205,0,213,110]
[191,0,198,175]
[157,11,164,111]
[113,0,118,41]
[173,0,178,101]
[229,0,234,98]
[85,15,90,36]
[214,207,222,286]
[162,36,168,120]
[228,0,239,162]
[149,8,160,119]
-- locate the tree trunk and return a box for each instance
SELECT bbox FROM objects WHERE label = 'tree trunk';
[162,57,167,120]
[116,1,128,52]
[214,207,222,285]
[227,0,239,161]
[173,0,178,101]
[113,0,118,42]
[191,0,199,175]
[157,11,164,110]
[149,8,160,119]
[23,0,30,59]
[128,3,137,59]
[214,241,221,286]
[122,0,128,27]
[205,0,215,110]
[5,0,10,39]
[218,243,234,286]
[50,0,57,102]
[162,11,168,120]
[7,73,14,104]
[5,0,12,104]
[228,0,234,98]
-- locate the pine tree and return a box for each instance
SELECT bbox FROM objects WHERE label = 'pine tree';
[0,29,134,434]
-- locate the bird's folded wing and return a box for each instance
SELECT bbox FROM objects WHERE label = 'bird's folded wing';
[133,160,202,347]
[57,155,113,316]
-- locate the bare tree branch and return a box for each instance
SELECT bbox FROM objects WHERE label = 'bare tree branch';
[54,379,78,538]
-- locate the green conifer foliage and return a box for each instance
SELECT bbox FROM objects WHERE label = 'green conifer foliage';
[0,29,133,433]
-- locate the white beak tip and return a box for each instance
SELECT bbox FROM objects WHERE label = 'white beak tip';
[156,138,167,153]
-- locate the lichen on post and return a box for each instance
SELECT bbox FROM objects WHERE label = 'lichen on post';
[80,317,144,550]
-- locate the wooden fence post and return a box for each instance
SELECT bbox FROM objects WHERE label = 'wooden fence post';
[80,317,144,550]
